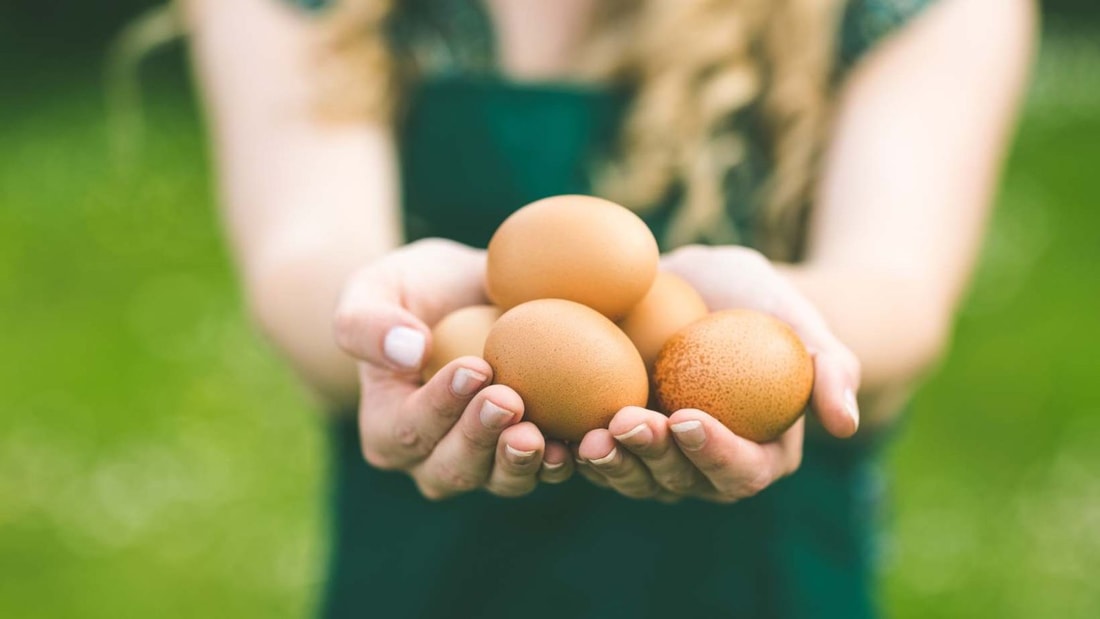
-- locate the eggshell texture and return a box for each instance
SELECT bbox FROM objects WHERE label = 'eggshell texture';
[618,271,709,371]
[483,299,649,442]
[422,305,502,383]
[654,309,814,443]
[485,195,659,320]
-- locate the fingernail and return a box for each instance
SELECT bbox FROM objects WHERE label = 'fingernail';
[383,326,425,369]
[542,460,565,470]
[671,420,706,450]
[613,423,651,445]
[844,388,861,431]
[505,444,536,464]
[589,447,618,467]
[451,368,487,396]
[479,400,514,430]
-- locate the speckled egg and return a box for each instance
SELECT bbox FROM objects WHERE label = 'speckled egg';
[653,309,814,443]
[483,299,649,441]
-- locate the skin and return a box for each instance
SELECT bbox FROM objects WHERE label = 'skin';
[185,0,1036,502]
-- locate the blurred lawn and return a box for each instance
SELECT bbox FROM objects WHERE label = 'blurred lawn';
[1,28,1098,619]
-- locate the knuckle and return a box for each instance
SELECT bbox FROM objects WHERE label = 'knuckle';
[540,469,571,484]
[489,480,537,498]
[618,482,658,499]
[632,437,672,460]
[392,424,433,459]
[728,245,768,267]
[332,306,364,353]
[415,480,450,502]
[740,471,773,498]
[432,461,482,494]
[361,444,394,471]
[659,471,696,494]
[713,491,742,505]
[460,420,501,452]
[700,452,734,477]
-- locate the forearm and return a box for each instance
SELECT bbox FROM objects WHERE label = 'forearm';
[245,228,393,406]
[186,0,403,406]
[782,0,1035,424]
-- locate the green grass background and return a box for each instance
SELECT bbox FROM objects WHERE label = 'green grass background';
[2,27,1098,619]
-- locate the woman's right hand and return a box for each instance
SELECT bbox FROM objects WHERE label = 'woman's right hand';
[333,239,574,500]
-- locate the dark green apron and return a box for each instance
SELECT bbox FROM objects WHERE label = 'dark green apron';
[323,79,890,619]
[311,2,935,617]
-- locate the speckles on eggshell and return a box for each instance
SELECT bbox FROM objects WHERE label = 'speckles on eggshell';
[653,309,814,443]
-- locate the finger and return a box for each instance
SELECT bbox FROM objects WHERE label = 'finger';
[333,240,488,372]
[486,422,545,497]
[571,444,611,490]
[334,275,431,373]
[810,351,861,438]
[578,429,659,499]
[609,406,706,495]
[667,409,798,501]
[539,440,574,484]
[762,273,861,437]
[414,384,523,500]
[359,356,492,469]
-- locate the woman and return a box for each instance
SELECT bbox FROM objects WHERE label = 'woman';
[181,0,1034,616]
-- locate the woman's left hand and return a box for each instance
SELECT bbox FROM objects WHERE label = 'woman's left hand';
[574,245,861,503]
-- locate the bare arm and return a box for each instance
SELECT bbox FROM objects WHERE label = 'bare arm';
[184,0,401,404]
[782,0,1037,422]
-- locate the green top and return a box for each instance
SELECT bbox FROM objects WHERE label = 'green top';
[295,1,936,617]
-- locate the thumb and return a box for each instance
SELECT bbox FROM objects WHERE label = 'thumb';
[334,282,431,373]
[809,349,861,439]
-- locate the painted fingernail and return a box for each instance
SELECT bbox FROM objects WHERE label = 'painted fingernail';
[451,368,487,396]
[844,388,861,431]
[589,447,618,467]
[671,420,706,450]
[383,326,425,369]
[542,460,565,471]
[505,444,536,464]
[479,400,515,430]
[613,423,651,445]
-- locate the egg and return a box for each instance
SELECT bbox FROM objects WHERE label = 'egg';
[483,299,649,441]
[422,305,502,383]
[618,271,709,371]
[485,195,659,320]
[653,309,814,443]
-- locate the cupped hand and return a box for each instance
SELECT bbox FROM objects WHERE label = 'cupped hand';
[333,238,573,500]
[576,244,861,503]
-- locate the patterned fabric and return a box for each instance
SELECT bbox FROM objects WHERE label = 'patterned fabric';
[840,0,934,68]
[291,0,934,79]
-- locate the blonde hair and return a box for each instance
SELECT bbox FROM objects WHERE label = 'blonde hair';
[315,0,845,259]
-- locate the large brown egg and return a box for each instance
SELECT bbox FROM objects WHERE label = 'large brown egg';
[484,299,649,441]
[485,195,659,320]
[618,271,709,372]
[654,309,813,443]
[422,305,501,383]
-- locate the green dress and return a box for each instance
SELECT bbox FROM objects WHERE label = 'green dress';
[297,1,935,617]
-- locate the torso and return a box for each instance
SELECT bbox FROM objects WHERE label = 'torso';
[315,1,936,617]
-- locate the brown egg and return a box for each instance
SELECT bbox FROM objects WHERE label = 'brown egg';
[422,305,502,383]
[618,271,709,372]
[485,195,659,320]
[483,299,649,441]
[654,309,814,443]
